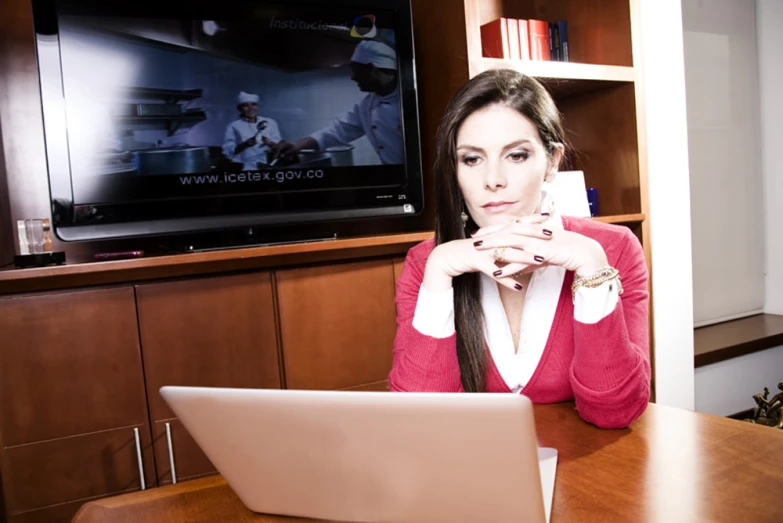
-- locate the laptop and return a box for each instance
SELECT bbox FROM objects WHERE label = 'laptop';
[160,386,557,523]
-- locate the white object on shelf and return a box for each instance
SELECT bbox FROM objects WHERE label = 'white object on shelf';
[551,170,591,218]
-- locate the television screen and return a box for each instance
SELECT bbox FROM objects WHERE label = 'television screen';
[33,0,422,241]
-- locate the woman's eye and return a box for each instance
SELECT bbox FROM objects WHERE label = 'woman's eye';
[460,154,481,167]
[508,151,530,162]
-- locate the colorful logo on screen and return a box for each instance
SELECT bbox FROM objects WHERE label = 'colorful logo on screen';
[350,15,376,39]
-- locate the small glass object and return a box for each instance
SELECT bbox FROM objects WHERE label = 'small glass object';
[17,220,29,255]
[25,219,44,254]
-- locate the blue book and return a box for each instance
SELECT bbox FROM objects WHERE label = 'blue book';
[548,22,559,61]
[557,20,569,62]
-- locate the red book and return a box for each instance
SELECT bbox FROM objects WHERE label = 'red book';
[528,19,551,61]
[506,19,520,60]
[517,19,530,59]
[480,18,510,59]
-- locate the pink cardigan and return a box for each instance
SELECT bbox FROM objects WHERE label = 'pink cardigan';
[388,216,651,429]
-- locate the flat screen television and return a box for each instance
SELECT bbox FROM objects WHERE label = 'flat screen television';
[32,0,423,242]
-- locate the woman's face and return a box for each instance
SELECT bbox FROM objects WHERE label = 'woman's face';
[455,103,561,229]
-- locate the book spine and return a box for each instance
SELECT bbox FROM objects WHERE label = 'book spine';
[548,22,558,61]
[518,19,530,60]
[528,20,551,61]
[557,20,569,62]
[507,18,520,60]
[480,18,510,59]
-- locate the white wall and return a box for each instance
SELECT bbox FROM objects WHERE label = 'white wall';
[681,0,766,326]
[637,0,696,410]
[757,0,783,315]
[695,345,783,415]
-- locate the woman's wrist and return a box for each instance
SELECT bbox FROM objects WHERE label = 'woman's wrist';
[574,238,609,277]
[422,247,455,293]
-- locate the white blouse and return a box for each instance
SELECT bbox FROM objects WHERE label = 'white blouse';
[411,216,619,392]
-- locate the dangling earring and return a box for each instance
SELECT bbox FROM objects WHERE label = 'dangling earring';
[461,210,469,224]
[539,182,556,215]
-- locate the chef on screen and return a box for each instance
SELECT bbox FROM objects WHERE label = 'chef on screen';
[222,91,282,170]
[268,40,403,165]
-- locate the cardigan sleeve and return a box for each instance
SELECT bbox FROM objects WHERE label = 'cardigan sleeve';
[569,227,651,429]
[388,246,463,392]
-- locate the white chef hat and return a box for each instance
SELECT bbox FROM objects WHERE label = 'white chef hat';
[350,40,397,70]
[236,91,259,107]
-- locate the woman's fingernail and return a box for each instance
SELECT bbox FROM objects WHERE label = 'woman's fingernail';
[534,255,545,262]
[470,229,478,236]
[543,229,553,236]
[541,212,551,217]
[514,283,523,291]
[473,240,483,247]
[493,270,502,277]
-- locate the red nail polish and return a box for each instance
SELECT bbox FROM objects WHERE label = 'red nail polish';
[534,255,544,262]
[493,270,502,277]
[541,212,551,217]
[473,240,483,247]
[514,283,523,290]
[543,229,552,236]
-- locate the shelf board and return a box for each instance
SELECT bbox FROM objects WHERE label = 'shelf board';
[0,231,434,295]
[474,58,635,97]
[591,213,645,225]
[117,87,203,102]
[115,113,207,123]
[694,314,783,367]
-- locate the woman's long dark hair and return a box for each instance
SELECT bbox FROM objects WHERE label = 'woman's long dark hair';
[433,69,566,392]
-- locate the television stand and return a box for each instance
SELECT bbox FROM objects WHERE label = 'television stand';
[176,229,338,253]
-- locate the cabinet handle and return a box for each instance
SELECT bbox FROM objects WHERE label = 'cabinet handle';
[165,422,178,484]
[133,427,146,491]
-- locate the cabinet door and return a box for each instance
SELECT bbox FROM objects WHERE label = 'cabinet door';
[0,287,148,446]
[1,424,155,517]
[151,418,215,486]
[392,256,406,285]
[276,260,397,390]
[135,271,282,423]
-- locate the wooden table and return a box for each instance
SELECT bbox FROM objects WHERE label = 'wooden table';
[72,402,783,523]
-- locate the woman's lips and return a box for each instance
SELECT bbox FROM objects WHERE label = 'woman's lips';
[481,201,515,213]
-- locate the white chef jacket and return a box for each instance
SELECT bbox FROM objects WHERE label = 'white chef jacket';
[411,215,620,392]
[222,116,281,170]
[310,88,403,165]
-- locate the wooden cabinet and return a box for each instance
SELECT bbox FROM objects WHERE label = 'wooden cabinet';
[0,257,407,520]
[0,287,153,522]
[1,425,155,513]
[135,272,282,485]
[276,260,397,390]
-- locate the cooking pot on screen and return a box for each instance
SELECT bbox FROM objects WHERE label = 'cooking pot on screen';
[132,146,210,175]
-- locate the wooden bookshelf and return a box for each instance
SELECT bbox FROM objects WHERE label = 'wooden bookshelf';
[411,0,649,242]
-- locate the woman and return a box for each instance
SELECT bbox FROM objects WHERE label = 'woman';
[222,91,281,170]
[389,69,650,429]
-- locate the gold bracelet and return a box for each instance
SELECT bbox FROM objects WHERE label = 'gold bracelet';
[571,266,623,303]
